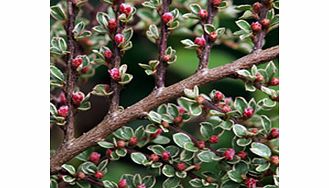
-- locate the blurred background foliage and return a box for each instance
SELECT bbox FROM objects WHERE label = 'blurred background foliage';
[51,0,278,186]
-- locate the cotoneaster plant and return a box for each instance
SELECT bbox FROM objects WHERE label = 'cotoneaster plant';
[50,0,279,188]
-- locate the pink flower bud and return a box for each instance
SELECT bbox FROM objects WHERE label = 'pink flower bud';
[223,148,235,160]
[89,152,101,164]
[109,68,121,81]
[58,105,69,117]
[162,12,174,24]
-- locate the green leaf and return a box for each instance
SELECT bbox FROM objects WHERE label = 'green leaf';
[50,103,57,115]
[50,65,65,83]
[51,5,66,20]
[123,27,134,42]
[62,164,76,175]
[102,180,117,188]
[261,115,272,134]
[219,120,234,130]
[133,174,143,186]
[236,5,252,11]
[232,124,247,137]
[50,179,58,188]
[190,4,201,14]
[175,171,187,179]
[148,145,166,155]
[236,138,252,147]
[234,97,248,114]
[181,39,198,49]
[200,122,213,139]
[256,162,271,172]
[204,24,215,34]
[98,159,109,171]
[197,151,216,162]
[235,20,251,32]
[245,82,256,92]
[273,1,279,9]
[80,161,97,174]
[234,161,249,174]
[173,133,192,148]
[189,103,202,116]
[152,135,171,144]
[162,164,175,177]
[97,140,114,149]
[148,111,162,124]
[250,142,272,159]
[91,84,112,96]
[180,150,195,161]
[162,177,180,188]
[183,142,198,152]
[189,178,203,187]
[265,61,277,79]
[62,175,76,183]
[96,12,109,28]
[227,170,243,183]
[143,176,156,188]
[131,152,147,165]
[116,148,127,157]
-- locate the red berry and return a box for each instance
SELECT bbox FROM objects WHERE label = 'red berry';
[104,49,113,59]
[117,140,126,148]
[222,105,231,113]
[223,148,235,160]
[209,31,218,42]
[269,128,279,139]
[214,91,224,102]
[107,18,117,32]
[106,149,112,157]
[255,73,264,82]
[271,155,279,166]
[198,9,208,20]
[252,2,262,13]
[269,77,279,86]
[129,136,138,146]
[77,172,86,180]
[149,154,159,162]
[237,151,247,159]
[243,107,254,118]
[178,107,186,115]
[209,135,219,144]
[260,18,270,28]
[136,184,146,188]
[118,179,127,188]
[224,97,232,105]
[119,3,132,15]
[150,128,162,139]
[72,91,84,106]
[81,66,90,74]
[89,152,101,164]
[250,128,258,134]
[174,116,183,124]
[176,162,186,171]
[194,36,206,47]
[162,12,174,24]
[114,33,125,44]
[162,151,171,161]
[58,105,69,117]
[245,178,258,188]
[162,55,171,62]
[212,0,222,7]
[72,57,83,69]
[197,140,206,149]
[251,22,262,33]
[94,171,104,179]
[109,68,121,81]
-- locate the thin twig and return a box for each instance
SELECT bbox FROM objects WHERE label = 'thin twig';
[154,0,171,88]
[253,0,270,51]
[197,0,217,70]
[64,0,78,142]
[109,0,125,113]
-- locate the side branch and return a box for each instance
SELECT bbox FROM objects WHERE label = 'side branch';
[50,45,279,173]
[64,0,78,142]
[155,0,171,88]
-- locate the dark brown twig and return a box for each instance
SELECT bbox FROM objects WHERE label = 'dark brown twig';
[64,0,78,142]
[197,0,217,70]
[50,45,278,173]
[155,0,171,88]
[253,0,271,51]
